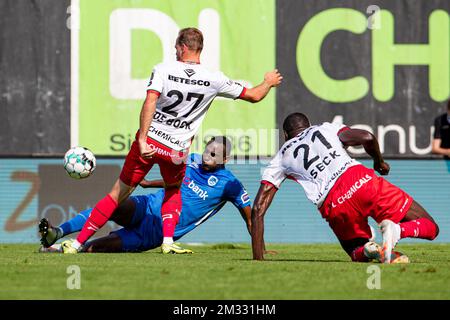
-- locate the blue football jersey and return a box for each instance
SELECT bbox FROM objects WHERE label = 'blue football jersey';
[143,153,251,240]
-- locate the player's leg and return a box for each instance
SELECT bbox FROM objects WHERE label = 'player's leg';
[320,167,408,263]
[319,166,377,262]
[41,232,131,253]
[72,179,136,248]
[65,138,153,253]
[109,197,138,227]
[83,233,124,253]
[161,182,182,243]
[39,208,90,247]
[49,233,133,253]
[94,213,163,253]
[372,177,439,261]
[39,198,138,248]
[158,157,192,254]
[43,196,152,253]
[398,200,439,240]
[322,200,373,262]
[328,215,396,263]
[337,230,409,263]
[339,238,371,262]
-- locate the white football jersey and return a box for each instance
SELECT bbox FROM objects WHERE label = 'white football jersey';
[261,122,360,207]
[146,61,245,151]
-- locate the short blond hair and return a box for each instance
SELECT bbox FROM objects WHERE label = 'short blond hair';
[176,28,203,52]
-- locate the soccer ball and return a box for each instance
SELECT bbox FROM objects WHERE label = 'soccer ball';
[63,146,96,179]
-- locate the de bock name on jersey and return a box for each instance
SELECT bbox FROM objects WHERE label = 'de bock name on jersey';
[262,122,360,206]
[146,61,245,151]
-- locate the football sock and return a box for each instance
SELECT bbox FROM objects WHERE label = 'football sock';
[72,239,82,250]
[163,237,174,245]
[54,227,63,240]
[59,209,92,237]
[76,194,118,245]
[161,187,181,239]
[351,246,369,262]
[400,218,438,240]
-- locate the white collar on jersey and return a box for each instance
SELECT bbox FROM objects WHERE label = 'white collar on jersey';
[181,60,200,65]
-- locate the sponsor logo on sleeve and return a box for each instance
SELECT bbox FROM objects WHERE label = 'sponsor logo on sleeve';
[241,191,250,204]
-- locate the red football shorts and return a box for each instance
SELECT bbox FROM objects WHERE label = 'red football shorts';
[119,133,188,187]
[319,164,413,241]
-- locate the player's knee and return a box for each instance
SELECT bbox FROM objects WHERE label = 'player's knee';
[423,219,439,240]
[432,222,439,240]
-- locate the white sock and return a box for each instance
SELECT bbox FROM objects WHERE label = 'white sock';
[163,237,174,245]
[71,240,82,250]
[56,227,64,239]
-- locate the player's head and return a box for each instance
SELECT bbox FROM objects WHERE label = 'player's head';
[283,113,311,140]
[202,136,232,172]
[175,27,203,61]
[447,99,450,113]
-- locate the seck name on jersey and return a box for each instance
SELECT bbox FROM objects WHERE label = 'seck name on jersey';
[168,74,210,86]
[308,150,341,179]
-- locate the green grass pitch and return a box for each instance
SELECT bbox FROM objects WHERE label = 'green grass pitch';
[0,243,449,299]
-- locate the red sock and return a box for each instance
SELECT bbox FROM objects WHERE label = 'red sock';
[161,187,182,238]
[77,194,118,244]
[400,218,438,240]
[351,246,369,262]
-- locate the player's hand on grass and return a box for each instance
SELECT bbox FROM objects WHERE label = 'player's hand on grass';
[139,140,156,159]
[374,161,390,175]
[264,69,283,87]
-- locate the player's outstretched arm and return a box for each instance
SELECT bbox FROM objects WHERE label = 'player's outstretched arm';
[251,183,278,260]
[239,206,252,235]
[138,91,159,159]
[139,179,165,188]
[339,128,390,175]
[239,205,277,255]
[240,69,283,103]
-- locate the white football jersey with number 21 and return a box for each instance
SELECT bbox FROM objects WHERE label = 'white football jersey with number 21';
[262,122,360,206]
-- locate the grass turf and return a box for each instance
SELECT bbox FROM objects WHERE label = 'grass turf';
[0,243,449,299]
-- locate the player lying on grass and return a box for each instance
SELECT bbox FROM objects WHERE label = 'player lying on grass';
[39,137,263,253]
[251,113,439,263]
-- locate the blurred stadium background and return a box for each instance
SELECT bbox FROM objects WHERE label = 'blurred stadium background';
[0,0,449,245]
